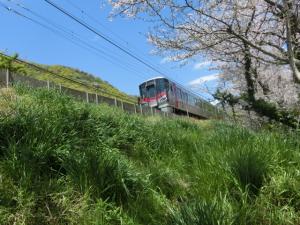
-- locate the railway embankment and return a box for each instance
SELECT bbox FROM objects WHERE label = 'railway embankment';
[0,86,299,225]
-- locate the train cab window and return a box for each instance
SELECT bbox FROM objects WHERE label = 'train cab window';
[157,78,169,93]
[165,80,169,91]
[157,79,163,93]
[146,85,156,98]
[139,82,156,98]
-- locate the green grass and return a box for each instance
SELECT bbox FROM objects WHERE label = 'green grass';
[0,86,300,225]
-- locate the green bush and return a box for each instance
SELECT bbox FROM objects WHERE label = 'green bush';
[170,200,228,225]
[229,148,269,196]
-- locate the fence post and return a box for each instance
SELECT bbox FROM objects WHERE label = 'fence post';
[186,105,189,117]
[139,104,143,115]
[114,97,117,107]
[86,92,89,103]
[134,104,137,114]
[59,84,62,93]
[6,69,9,88]
[47,80,50,90]
[95,94,98,104]
[151,107,153,116]
[121,101,124,111]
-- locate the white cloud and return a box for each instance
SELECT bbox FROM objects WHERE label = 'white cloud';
[193,61,211,70]
[160,56,172,64]
[188,73,219,86]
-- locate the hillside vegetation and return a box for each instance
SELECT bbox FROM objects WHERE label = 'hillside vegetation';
[0,86,300,225]
[0,54,135,103]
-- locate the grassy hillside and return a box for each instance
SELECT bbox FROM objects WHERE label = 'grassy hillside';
[1,54,135,103]
[0,86,300,225]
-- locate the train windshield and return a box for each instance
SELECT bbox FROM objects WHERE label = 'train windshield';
[157,78,169,93]
[140,81,156,98]
[139,78,169,99]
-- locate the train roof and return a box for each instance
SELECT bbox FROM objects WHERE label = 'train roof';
[142,76,165,82]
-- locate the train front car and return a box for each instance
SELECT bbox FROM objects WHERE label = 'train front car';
[139,77,172,113]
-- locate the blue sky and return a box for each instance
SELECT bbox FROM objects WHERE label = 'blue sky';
[0,0,218,99]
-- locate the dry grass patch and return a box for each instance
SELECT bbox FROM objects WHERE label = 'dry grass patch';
[0,88,16,114]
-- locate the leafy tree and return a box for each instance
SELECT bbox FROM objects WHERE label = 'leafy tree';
[213,89,239,121]
[0,53,25,74]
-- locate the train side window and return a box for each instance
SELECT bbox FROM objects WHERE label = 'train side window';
[177,89,181,100]
[182,92,186,103]
[190,96,192,105]
[189,95,193,105]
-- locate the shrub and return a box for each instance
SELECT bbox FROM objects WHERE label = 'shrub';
[169,200,228,225]
[229,148,269,197]
[65,148,146,204]
[0,86,299,225]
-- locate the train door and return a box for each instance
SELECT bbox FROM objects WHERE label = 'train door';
[167,81,174,106]
[173,83,179,108]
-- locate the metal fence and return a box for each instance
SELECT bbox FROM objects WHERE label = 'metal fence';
[0,69,226,119]
[0,69,178,118]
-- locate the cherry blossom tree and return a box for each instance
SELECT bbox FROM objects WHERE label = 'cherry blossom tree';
[109,0,300,126]
[109,0,300,82]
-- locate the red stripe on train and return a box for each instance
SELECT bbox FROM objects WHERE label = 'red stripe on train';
[140,91,166,103]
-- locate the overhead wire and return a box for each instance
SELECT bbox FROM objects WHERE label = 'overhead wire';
[43,0,168,77]
[64,0,128,47]
[2,0,150,80]
[5,0,201,86]
[63,0,176,77]
[2,0,212,103]
[0,51,136,103]
[43,0,210,101]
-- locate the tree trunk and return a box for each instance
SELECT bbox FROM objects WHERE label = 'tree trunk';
[231,104,236,122]
[241,43,297,128]
[243,42,256,103]
[285,1,300,83]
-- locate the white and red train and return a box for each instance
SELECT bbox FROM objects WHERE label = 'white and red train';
[139,77,222,119]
